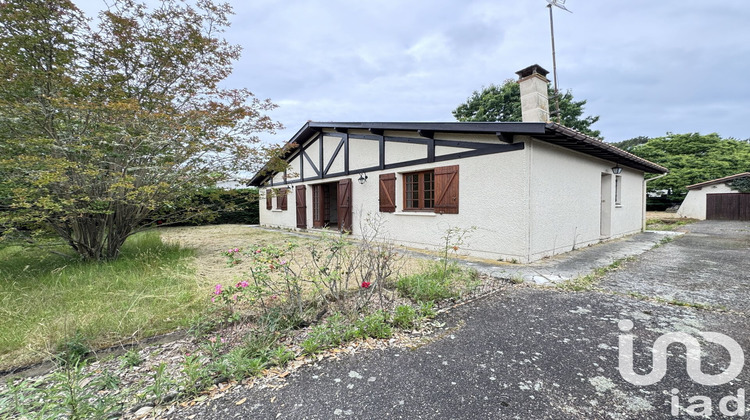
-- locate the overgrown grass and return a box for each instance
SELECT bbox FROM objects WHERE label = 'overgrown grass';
[0,231,204,370]
[395,261,480,302]
[646,217,698,231]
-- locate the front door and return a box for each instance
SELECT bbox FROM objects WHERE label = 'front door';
[312,179,352,232]
[600,174,612,237]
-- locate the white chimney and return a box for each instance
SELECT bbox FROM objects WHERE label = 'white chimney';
[516,64,550,123]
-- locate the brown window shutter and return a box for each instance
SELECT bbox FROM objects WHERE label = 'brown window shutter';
[277,188,288,211]
[379,173,396,212]
[337,178,353,232]
[434,165,459,214]
[266,189,272,210]
[295,186,307,228]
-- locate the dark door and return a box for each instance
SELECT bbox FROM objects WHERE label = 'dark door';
[706,193,750,220]
[337,179,352,232]
[295,186,306,229]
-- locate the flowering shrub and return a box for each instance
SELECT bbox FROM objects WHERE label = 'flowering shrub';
[222,248,242,266]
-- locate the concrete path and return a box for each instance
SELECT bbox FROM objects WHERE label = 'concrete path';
[169,221,750,419]
[461,230,683,285]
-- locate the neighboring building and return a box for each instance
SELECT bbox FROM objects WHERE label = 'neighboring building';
[250,65,668,263]
[677,173,750,220]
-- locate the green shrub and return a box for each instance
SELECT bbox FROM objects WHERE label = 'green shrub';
[155,187,259,226]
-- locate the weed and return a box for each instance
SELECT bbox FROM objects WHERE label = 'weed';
[54,330,90,367]
[391,305,419,330]
[355,311,393,339]
[418,301,437,319]
[223,348,266,379]
[145,362,176,405]
[180,354,211,397]
[121,349,143,368]
[396,262,476,302]
[301,313,358,355]
[557,258,632,291]
[653,235,675,248]
[510,274,525,284]
[268,345,296,366]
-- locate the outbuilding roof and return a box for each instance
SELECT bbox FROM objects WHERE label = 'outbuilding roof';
[249,121,668,186]
[686,172,750,190]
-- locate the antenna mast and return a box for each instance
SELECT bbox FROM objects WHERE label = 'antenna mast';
[546,0,571,124]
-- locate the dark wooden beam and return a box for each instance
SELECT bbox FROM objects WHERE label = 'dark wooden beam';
[369,128,384,136]
[319,133,324,178]
[417,129,434,139]
[344,133,350,175]
[496,132,513,143]
[378,135,385,170]
[334,127,348,133]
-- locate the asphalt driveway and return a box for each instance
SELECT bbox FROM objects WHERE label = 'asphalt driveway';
[168,221,750,419]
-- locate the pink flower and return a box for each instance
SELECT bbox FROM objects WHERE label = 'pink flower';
[361,281,371,289]
[214,284,223,295]
[255,249,262,254]
[236,280,249,288]
[279,259,287,265]
[270,294,278,300]
[211,297,215,303]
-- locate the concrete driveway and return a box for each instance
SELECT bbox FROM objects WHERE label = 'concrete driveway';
[168,221,750,419]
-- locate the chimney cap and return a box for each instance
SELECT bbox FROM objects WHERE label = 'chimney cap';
[515,64,550,79]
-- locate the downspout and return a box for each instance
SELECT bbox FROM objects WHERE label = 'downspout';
[643,172,669,231]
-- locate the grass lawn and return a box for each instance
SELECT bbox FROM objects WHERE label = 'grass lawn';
[0,225,432,371]
[0,231,204,370]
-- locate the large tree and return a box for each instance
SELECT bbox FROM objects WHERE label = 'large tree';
[0,0,283,260]
[452,79,602,138]
[627,133,750,195]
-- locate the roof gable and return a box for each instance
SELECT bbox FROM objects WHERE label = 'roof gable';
[686,172,750,190]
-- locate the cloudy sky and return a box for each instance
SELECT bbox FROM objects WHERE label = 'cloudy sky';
[77,0,749,144]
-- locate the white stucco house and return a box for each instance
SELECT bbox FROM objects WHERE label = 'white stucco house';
[249,65,668,263]
[677,173,750,220]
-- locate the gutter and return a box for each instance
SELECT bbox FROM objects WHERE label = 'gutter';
[642,172,669,231]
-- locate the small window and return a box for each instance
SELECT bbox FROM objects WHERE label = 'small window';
[276,188,288,211]
[403,170,434,211]
[615,175,622,206]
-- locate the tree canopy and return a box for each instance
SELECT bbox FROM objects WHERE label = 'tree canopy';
[452,79,602,138]
[0,0,284,260]
[624,133,750,195]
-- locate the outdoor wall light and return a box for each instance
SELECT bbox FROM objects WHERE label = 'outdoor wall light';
[358,173,368,184]
[611,164,623,175]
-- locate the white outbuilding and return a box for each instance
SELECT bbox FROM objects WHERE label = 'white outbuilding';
[249,65,668,263]
[677,173,750,220]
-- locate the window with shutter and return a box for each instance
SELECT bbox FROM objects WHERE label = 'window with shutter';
[265,189,272,210]
[434,165,459,214]
[379,173,396,212]
[277,188,288,211]
[402,170,435,211]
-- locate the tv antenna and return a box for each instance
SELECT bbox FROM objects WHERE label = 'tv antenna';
[546,0,571,124]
